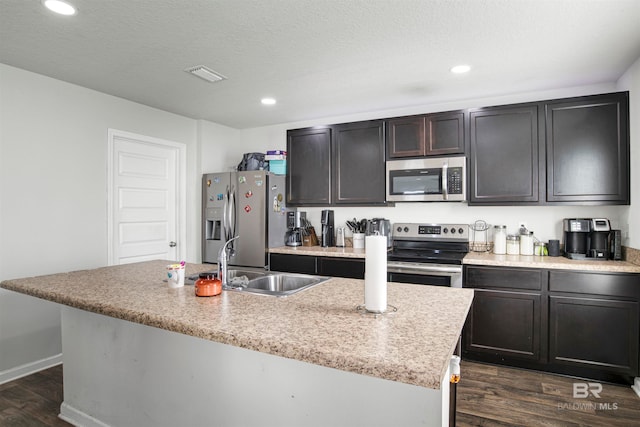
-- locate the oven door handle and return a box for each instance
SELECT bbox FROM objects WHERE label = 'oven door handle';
[387,262,462,276]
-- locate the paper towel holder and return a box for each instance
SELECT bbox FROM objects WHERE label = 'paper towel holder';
[356,304,398,316]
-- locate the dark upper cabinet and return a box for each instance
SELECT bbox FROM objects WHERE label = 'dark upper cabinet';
[469,104,541,204]
[427,111,466,155]
[286,127,332,205]
[545,92,630,204]
[286,120,386,206]
[333,120,385,204]
[386,116,425,157]
[386,111,465,158]
[469,92,629,206]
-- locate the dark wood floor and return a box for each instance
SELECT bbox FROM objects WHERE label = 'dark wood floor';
[0,364,69,427]
[2,361,639,426]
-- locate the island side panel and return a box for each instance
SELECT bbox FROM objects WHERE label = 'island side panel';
[60,306,449,427]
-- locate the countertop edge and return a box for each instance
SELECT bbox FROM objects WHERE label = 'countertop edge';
[1,265,473,390]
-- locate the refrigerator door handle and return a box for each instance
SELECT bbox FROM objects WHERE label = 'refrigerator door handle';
[222,185,230,242]
[229,185,236,240]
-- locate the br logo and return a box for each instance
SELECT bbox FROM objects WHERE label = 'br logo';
[573,382,603,398]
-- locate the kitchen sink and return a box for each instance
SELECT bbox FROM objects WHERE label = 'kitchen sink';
[228,272,330,297]
[226,268,267,282]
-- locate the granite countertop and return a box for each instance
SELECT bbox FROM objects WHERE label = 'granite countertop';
[272,245,640,274]
[270,245,366,258]
[464,252,640,273]
[0,260,473,390]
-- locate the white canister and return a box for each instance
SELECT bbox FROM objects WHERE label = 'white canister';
[507,235,520,255]
[520,231,534,256]
[493,225,507,254]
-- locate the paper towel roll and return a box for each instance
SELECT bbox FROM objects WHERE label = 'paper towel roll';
[364,235,387,312]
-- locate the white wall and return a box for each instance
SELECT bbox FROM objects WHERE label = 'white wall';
[617,56,640,249]
[0,64,200,377]
[238,83,630,246]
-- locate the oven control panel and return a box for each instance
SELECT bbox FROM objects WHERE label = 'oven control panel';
[393,223,469,241]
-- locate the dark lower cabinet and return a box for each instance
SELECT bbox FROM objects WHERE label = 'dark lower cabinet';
[463,265,640,384]
[549,296,638,377]
[463,266,545,364]
[465,289,542,362]
[269,253,317,275]
[269,253,365,279]
[317,257,365,279]
[547,270,640,383]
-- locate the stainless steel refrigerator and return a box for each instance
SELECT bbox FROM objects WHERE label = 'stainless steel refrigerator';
[202,171,290,268]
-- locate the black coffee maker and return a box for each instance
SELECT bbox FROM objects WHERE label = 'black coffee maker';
[563,218,611,260]
[321,210,335,247]
[589,218,611,259]
[563,218,590,259]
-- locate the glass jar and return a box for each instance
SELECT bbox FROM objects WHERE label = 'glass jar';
[534,242,548,256]
[520,231,535,256]
[506,235,520,255]
[493,225,507,254]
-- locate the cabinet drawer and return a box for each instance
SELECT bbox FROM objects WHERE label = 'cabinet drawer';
[318,257,365,279]
[549,271,640,298]
[465,266,543,290]
[269,253,317,275]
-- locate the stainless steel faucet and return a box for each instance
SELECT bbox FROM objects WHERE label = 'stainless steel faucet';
[218,235,239,288]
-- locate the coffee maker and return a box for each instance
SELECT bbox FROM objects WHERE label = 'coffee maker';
[563,218,590,259]
[321,210,335,247]
[563,218,612,260]
[589,218,611,259]
[285,211,305,247]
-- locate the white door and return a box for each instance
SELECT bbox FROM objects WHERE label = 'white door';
[108,129,186,265]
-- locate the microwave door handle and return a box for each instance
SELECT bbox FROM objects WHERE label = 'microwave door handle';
[442,163,448,201]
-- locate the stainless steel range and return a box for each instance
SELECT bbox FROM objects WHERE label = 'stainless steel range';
[387,223,470,288]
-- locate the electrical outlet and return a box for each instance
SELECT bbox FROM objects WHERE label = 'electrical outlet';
[518,222,527,232]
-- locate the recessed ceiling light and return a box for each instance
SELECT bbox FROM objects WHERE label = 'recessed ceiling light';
[184,65,227,83]
[450,64,471,74]
[261,98,277,106]
[43,0,77,16]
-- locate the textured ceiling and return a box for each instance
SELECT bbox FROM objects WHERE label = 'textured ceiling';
[2,0,640,129]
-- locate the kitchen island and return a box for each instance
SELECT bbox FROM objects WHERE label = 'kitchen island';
[0,260,473,427]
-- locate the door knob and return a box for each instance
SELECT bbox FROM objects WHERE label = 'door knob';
[169,241,177,247]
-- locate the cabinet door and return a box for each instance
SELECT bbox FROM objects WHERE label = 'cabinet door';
[318,257,365,279]
[549,295,639,375]
[545,92,629,204]
[426,111,465,155]
[464,289,543,362]
[333,120,386,205]
[269,253,317,274]
[286,128,331,205]
[469,104,540,204]
[386,116,425,158]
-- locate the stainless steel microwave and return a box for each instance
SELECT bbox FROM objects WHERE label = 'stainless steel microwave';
[386,156,466,202]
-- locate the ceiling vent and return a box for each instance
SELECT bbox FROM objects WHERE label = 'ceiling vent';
[184,65,227,83]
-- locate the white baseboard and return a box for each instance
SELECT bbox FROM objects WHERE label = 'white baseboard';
[0,353,62,385]
[59,402,111,427]
[632,377,640,399]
